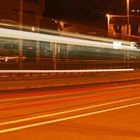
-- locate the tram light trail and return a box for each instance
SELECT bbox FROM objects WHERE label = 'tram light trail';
[0,69,134,73]
[0,27,138,51]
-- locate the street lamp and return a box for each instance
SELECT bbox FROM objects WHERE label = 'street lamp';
[106,14,110,37]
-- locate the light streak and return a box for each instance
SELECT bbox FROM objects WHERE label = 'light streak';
[0,96,140,126]
[0,69,134,73]
[0,27,135,50]
[0,23,129,44]
[0,102,140,133]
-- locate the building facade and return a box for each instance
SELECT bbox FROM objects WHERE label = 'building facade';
[0,0,59,30]
[0,0,61,65]
[107,1,140,40]
[107,15,140,42]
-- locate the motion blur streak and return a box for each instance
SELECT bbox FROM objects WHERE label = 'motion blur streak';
[0,96,140,126]
[0,23,131,45]
[0,69,134,73]
[0,27,135,50]
[0,102,140,134]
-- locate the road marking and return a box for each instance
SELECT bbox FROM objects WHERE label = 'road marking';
[0,102,140,134]
[0,96,140,126]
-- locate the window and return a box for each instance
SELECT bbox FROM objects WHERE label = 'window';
[24,0,39,4]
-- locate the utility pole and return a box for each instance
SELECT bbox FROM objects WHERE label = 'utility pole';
[126,0,130,36]
[19,0,23,69]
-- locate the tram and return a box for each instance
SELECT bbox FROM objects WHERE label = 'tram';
[0,27,140,70]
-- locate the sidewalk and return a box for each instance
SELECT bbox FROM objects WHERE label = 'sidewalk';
[0,71,140,91]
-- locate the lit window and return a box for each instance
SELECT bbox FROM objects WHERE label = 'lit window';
[131,9,135,12]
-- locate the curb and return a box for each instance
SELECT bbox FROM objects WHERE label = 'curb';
[0,77,139,91]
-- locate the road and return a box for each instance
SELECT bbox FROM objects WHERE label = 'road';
[0,80,140,140]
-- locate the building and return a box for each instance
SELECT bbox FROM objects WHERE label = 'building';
[107,0,140,40]
[108,15,140,36]
[0,0,59,30]
[107,14,140,42]
[0,0,62,66]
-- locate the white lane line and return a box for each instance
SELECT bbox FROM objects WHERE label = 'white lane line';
[0,96,140,126]
[0,102,140,134]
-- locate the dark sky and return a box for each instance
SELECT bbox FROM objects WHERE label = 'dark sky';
[45,0,140,19]
[45,0,91,19]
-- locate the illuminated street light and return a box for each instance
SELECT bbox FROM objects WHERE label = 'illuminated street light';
[31,26,35,32]
[106,14,110,37]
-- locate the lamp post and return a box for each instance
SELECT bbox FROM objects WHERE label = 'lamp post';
[126,0,130,36]
[20,0,23,31]
[106,14,110,37]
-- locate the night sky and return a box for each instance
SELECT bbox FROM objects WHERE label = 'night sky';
[45,0,140,20]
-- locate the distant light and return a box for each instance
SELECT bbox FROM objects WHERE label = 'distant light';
[31,27,35,32]
[113,41,122,49]
[106,14,110,18]
[131,9,135,12]
[5,57,8,62]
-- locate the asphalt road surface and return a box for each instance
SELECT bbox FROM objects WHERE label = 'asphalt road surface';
[0,80,140,140]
